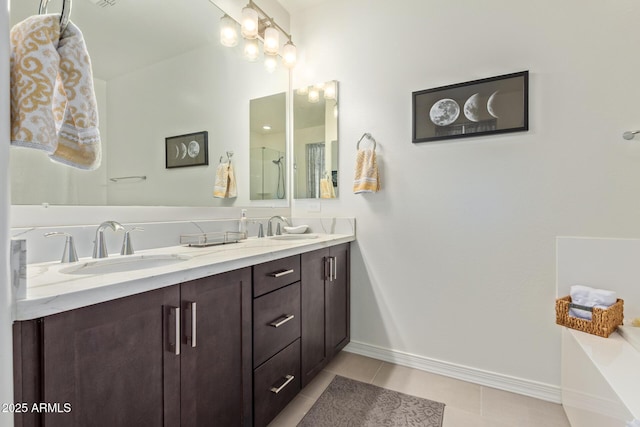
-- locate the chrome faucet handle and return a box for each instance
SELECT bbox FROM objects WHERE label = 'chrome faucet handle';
[121,227,144,255]
[276,223,282,235]
[257,223,264,238]
[267,216,290,237]
[93,221,125,258]
[44,232,78,263]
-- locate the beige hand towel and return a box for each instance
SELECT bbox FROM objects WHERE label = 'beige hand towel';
[353,148,380,193]
[213,162,237,198]
[10,14,101,170]
[320,177,335,198]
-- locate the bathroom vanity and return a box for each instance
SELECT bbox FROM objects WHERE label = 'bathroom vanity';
[12,233,353,427]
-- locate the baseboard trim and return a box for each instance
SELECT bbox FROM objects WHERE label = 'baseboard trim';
[344,340,561,404]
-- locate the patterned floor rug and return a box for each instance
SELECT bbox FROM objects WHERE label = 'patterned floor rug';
[297,375,445,427]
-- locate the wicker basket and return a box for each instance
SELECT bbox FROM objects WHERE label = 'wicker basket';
[555,296,624,338]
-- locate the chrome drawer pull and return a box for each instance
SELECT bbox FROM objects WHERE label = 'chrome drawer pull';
[269,269,294,278]
[269,314,295,328]
[270,374,295,394]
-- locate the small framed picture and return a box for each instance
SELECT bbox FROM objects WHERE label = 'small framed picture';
[412,71,528,143]
[165,131,209,168]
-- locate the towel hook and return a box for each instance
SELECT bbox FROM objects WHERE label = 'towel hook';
[357,133,377,150]
[39,0,72,34]
[623,130,640,140]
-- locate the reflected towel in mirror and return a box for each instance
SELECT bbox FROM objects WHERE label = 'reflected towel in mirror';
[213,162,237,198]
[10,14,101,170]
[321,177,335,198]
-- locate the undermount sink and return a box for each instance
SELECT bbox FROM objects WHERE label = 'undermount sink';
[60,254,191,275]
[269,234,318,240]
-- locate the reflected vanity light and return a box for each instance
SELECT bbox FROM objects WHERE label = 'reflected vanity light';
[262,125,272,131]
[264,52,278,72]
[298,81,338,104]
[244,38,259,61]
[308,88,320,103]
[220,1,297,69]
[324,80,337,100]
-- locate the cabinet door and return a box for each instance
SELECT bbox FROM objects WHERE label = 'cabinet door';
[42,286,181,427]
[300,248,329,387]
[327,243,350,357]
[180,268,252,427]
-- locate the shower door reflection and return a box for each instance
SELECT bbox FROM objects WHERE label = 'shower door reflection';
[250,147,286,200]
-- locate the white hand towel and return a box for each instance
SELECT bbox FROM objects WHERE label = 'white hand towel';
[569,285,617,320]
[10,14,101,170]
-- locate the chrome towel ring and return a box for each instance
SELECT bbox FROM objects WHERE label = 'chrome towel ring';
[357,133,377,150]
[39,0,72,34]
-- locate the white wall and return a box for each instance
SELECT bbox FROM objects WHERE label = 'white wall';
[0,0,14,425]
[291,0,640,396]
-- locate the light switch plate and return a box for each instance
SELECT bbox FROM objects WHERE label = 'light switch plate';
[307,201,321,212]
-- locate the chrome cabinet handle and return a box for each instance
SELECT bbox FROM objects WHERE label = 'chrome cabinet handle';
[186,301,197,348]
[270,375,295,394]
[332,256,337,281]
[324,257,331,281]
[169,306,181,356]
[328,257,335,282]
[269,314,295,328]
[269,269,294,278]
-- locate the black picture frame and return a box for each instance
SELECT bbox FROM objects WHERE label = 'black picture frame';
[165,131,209,168]
[412,71,528,143]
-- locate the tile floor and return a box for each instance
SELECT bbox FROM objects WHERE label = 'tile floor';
[268,351,571,427]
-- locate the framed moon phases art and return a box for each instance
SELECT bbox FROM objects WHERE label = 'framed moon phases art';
[412,71,528,143]
[165,131,209,168]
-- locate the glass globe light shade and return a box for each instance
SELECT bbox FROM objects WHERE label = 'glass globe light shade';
[264,26,279,55]
[220,15,238,47]
[241,5,259,39]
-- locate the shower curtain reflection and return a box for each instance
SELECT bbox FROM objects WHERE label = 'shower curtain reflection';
[250,147,286,200]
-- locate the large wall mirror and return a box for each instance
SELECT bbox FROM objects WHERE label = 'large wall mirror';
[293,81,339,199]
[9,0,289,207]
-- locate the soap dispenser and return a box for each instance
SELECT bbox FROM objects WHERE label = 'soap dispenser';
[239,209,248,239]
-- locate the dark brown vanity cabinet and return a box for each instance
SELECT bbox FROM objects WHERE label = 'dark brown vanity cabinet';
[301,243,351,388]
[13,268,252,427]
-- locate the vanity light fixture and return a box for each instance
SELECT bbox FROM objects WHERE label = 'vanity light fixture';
[219,0,297,69]
[241,5,259,39]
[263,26,279,55]
[220,14,239,47]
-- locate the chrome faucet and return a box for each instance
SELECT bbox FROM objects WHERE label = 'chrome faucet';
[93,221,124,258]
[267,216,291,236]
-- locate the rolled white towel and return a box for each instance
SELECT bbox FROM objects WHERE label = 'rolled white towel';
[569,285,617,320]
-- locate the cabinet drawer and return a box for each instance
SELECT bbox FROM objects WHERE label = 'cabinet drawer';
[253,282,301,367]
[253,255,301,297]
[253,339,301,427]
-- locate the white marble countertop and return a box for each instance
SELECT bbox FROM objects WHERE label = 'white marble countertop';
[568,328,640,419]
[16,233,355,321]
